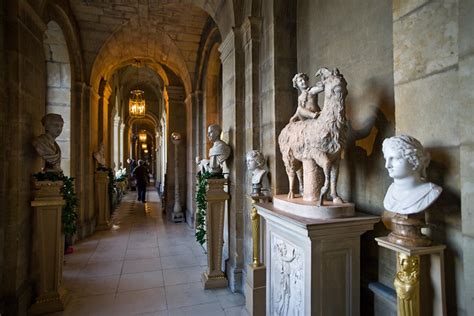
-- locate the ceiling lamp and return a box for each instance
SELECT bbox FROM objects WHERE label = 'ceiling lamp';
[129,89,146,118]
[144,149,149,154]
[139,130,147,142]
[141,143,147,149]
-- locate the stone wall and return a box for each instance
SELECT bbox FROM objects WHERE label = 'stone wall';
[2,2,47,314]
[296,0,395,314]
[0,1,6,312]
[393,1,470,314]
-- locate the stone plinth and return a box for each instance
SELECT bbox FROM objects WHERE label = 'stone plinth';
[256,203,379,316]
[30,179,69,314]
[94,171,110,230]
[273,194,355,219]
[244,264,266,316]
[375,237,447,316]
[202,178,229,289]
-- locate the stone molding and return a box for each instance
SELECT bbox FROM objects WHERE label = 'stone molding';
[219,29,236,63]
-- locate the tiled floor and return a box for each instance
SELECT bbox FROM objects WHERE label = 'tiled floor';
[56,187,246,316]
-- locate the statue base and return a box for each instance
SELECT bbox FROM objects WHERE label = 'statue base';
[171,212,185,223]
[273,194,354,219]
[30,287,70,315]
[388,213,431,247]
[256,202,379,315]
[201,271,228,289]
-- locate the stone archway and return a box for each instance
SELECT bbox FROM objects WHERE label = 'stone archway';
[43,20,72,176]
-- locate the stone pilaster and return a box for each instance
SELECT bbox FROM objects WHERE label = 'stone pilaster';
[219,28,246,292]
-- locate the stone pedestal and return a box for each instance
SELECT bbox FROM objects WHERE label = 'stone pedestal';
[30,179,69,314]
[95,171,110,230]
[376,237,447,316]
[202,178,229,289]
[256,203,379,316]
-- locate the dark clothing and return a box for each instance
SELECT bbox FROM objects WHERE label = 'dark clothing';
[132,165,148,202]
[132,165,148,185]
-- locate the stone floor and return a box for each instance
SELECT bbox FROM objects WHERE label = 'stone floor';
[55,187,246,316]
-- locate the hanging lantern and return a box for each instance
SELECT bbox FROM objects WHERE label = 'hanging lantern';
[139,130,147,142]
[129,89,146,118]
[141,143,147,149]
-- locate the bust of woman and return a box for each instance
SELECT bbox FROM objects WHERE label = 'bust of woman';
[382,135,442,215]
[32,113,64,173]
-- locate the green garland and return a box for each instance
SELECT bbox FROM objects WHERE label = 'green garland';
[195,171,224,245]
[33,172,79,237]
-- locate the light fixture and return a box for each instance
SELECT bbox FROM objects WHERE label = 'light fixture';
[141,143,147,149]
[129,90,146,118]
[139,130,147,142]
[144,149,149,154]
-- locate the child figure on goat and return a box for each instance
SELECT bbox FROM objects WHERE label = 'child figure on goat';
[290,67,332,123]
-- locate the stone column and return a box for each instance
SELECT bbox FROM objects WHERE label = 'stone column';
[202,178,230,289]
[94,170,110,230]
[171,132,184,222]
[30,179,69,314]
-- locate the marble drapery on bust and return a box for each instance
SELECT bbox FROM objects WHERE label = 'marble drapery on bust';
[197,124,231,174]
[32,113,64,173]
[382,135,442,215]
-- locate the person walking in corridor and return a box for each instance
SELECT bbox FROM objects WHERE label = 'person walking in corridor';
[132,160,148,203]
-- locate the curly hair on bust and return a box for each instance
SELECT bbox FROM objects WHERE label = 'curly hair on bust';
[382,135,431,179]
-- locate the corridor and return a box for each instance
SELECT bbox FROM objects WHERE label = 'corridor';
[57,188,245,316]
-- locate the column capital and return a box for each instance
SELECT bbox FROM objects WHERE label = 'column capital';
[241,16,261,46]
[219,29,239,63]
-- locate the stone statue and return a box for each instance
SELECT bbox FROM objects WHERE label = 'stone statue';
[289,68,332,123]
[279,67,348,206]
[382,135,442,246]
[246,150,267,197]
[93,142,106,168]
[32,113,64,173]
[382,135,442,215]
[197,124,231,174]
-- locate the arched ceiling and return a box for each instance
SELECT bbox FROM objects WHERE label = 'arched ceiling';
[69,0,231,95]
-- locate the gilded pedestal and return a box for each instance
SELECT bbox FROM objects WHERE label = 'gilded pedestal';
[202,178,229,289]
[375,237,447,316]
[95,171,111,230]
[244,195,270,316]
[30,179,69,314]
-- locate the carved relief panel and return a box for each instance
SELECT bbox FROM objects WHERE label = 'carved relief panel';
[270,233,304,316]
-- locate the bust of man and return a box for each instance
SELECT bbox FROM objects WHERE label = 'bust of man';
[197,124,231,174]
[93,142,106,168]
[246,150,267,197]
[32,113,64,173]
[382,135,442,215]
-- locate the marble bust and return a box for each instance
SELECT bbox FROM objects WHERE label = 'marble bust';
[246,150,267,197]
[246,150,267,185]
[93,142,106,168]
[382,135,442,215]
[197,124,231,174]
[32,113,64,173]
